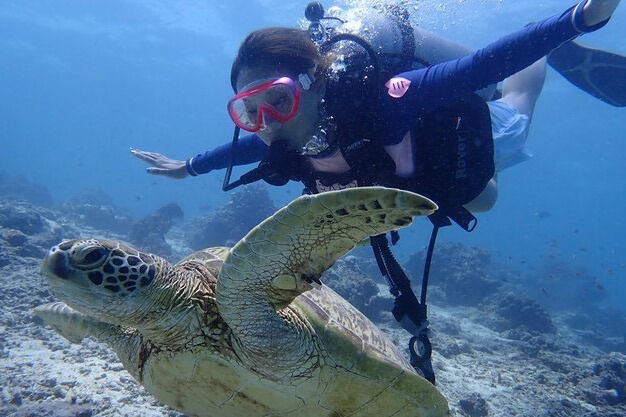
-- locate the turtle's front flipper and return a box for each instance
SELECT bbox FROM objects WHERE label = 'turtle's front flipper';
[35,302,108,344]
[35,302,143,380]
[216,187,435,377]
[548,40,626,107]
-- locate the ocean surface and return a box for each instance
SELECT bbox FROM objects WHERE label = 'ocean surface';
[1,1,626,416]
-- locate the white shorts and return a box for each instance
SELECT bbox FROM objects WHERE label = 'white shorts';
[488,99,533,172]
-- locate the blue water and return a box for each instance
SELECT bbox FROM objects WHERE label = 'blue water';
[1,0,625,308]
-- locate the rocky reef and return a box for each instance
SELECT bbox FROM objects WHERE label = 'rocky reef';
[185,184,277,249]
[128,202,183,258]
[60,189,133,234]
[404,242,503,307]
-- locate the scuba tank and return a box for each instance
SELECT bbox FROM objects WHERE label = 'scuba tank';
[304,2,497,100]
[305,2,423,76]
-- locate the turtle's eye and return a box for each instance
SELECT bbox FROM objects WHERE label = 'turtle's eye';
[71,247,109,269]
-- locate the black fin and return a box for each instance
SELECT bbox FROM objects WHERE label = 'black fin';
[548,40,626,107]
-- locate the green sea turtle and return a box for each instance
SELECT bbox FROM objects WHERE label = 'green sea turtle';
[35,187,448,417]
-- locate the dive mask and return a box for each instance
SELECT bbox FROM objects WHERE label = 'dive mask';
[227,76,302,132]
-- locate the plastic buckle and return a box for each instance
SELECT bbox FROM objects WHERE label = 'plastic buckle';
[409,332,436,385]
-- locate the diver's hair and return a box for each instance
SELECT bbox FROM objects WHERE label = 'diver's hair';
[230,28,322,91]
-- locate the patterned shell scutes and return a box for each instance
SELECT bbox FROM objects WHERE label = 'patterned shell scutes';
[175,247,230,280]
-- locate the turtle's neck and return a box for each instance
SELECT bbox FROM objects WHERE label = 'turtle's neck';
[127,262,217,347]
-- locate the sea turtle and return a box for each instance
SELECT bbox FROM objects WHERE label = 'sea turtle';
[35,187,448,417]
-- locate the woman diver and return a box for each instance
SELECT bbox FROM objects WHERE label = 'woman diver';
[131,0,622,384]
[133,0,622,215]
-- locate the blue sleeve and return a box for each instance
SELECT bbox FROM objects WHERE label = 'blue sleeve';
[186,134,269,176]
[378,1,610,144]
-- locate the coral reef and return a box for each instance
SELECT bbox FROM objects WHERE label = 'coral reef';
[458,392,489,417]
[323,255,393,322]
[0,200,66,261]
[404,242,502,306]
[491,293,556,334]
[128,202,183,258]
[585,353,626,406]
[60,189,132,234]
[185,184,277,249]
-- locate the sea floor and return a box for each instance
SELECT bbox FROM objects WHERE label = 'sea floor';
[0,197,624,417]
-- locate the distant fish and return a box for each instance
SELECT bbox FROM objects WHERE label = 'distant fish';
[534,210,551,219]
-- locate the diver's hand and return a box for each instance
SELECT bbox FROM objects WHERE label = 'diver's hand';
[582,0,621,27]
[130,148,189,179]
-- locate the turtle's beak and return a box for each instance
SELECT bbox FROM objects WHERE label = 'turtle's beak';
[41,240,77,280]
[41,251,69,280]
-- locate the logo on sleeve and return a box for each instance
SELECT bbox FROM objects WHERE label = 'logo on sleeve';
[385,77,411,99]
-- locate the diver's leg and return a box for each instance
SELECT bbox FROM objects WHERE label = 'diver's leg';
[499,57,547,118]
[464,176,498,213]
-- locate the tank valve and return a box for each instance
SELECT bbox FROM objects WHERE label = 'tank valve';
[305,2,325,22]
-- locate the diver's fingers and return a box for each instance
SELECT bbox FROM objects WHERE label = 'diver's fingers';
[131,149,163,165]
[146,167,172,176]
[146,166,188,179]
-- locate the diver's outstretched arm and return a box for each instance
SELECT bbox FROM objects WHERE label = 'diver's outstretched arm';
[131,134,268,179]
[412,28,497,100]
[389,1,619,108]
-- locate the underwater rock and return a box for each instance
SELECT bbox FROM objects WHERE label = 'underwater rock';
[0,172,54,207]
[3,399,94,417]
[0,247,10,268]
[492,293,556,334]
[323,255,391,322]
[0,206,44,235]
[61,189,132,234]
[439,340,473,359]
[128,202,183,258]
[1,229,28,246]
[458,392,489,417]
[404,242,502,306]
[186,184,277,249]
[0,200,65,260]
[584,353,626,406]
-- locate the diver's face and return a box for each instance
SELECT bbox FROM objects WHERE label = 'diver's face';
[235,66,322,151]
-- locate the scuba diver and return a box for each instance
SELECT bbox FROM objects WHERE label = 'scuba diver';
[132,0,623,384]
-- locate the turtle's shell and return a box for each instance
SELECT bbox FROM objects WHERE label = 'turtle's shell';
[138,248,447,417]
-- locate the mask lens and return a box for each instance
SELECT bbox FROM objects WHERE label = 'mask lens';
[260,84,296,117]
[229,97,259,131]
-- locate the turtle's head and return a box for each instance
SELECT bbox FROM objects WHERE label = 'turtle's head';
[41,239,164,325]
